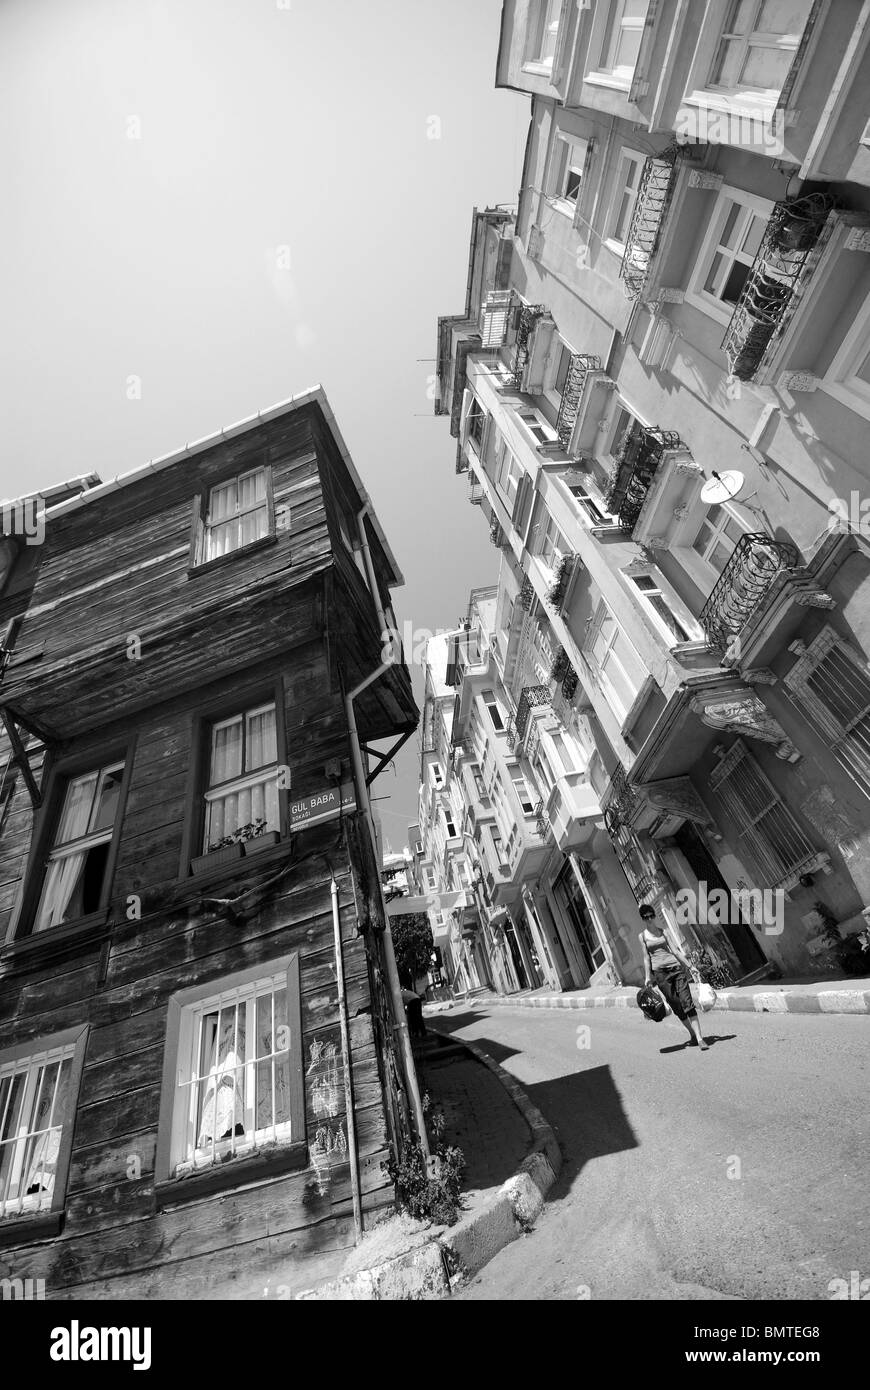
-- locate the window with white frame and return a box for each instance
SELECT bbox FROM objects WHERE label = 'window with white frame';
[495,439,523,509]
[536,513,570,571]
[707,0,812,102]
[203,467,271,563]
[468,761,488,800]
[442,805,458,839]
[605,150,645,249]
[569,483,617,527]
[482,689,507,733]
[517,406,557,447]
[550,138,589,214]
[163,963,302,1178]
[527,0,562,68]
[424,865,437,891]
[687,190,770,323]
[595,0,650,82]
[823,292,870,422]
[431,763,444,788]
[489,826,508,871]
[606,404,639,461]
[33,760,126,934]
[709,739,819,887]
[586,604,648,722]
[0,1037,78,1219]
[510,765,536,815]
[547,731,578,775]
[785,627,870,801]
[691,502,751,574]
[628,573,692,643]
[203,702,280,851]
[466,397,487,453]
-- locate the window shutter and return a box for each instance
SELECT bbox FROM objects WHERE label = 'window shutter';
[481,291,513,348]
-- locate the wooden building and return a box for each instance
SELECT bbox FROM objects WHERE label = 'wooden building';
[0,387,419,1298]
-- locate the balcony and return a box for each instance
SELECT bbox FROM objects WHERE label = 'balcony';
[722,193,835,381]
[515,685,551,744]
[533,798,551,841]
[489,517,505,548]
[605,424,686,535]
[555,355,601,451]
[516,576,535,612]
[550,646,579,702]
[700,534,799,654]
[619,148,681,302]
[468,474,484,505]
[505,304,547,392]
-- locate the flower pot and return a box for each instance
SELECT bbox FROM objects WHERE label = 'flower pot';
[242,831,281,856]
[190,842,244,875]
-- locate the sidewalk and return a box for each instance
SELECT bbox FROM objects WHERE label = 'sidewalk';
[454,973,870,1017]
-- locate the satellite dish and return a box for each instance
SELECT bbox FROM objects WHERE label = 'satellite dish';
[700,469,745,505]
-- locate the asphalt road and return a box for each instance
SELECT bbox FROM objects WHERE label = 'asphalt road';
[430,1002,870,1301]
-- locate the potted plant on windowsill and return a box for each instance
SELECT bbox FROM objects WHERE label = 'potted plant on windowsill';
[190,820,279,874]
[241,819,280,855]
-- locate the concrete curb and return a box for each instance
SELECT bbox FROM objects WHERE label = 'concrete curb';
[296,1038,562,1300]
[477,986,870,1017]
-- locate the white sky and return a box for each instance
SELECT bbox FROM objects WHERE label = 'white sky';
[0,0,526,839]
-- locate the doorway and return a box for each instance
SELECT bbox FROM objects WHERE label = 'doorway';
[552,863,605,978]
[673,821,767,976]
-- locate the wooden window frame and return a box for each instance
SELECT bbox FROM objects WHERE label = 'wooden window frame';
[179,678,289,880]
[188,459,277,577]
[7,742,135,951]
[0,1024,89,1248]
[154,955,305,1206]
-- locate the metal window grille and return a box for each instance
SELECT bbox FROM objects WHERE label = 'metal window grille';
[0,1044,74,1218]
[175,973,293,1175]
[785,629,870,800]
[709,740,818,887]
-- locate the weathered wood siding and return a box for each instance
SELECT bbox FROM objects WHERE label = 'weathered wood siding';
[0,400,419,1298]
[0,642,397,1297]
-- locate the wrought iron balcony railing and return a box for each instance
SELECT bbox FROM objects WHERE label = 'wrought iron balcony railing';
[468,475,484,505]
[504,304,547,392]
[722,192,835,381]
[546,552,577,611]
[602,765,636,835]
[605,424,685,534]
[534,798,551,840]
[619,147,681,301]
[489,517,505,548]
[555,354,601,450]
[700,534,798,653]
[515,685,551,744]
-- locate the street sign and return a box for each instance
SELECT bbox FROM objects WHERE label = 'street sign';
[289,783,356,830]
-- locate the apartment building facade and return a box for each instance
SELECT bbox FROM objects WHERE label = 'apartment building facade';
[433,0,870,983]
[0,390,420,1297]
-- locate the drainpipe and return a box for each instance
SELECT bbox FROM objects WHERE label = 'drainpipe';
[345,663,430,1160]
[356,504,388,641]
[331,877,363,1242]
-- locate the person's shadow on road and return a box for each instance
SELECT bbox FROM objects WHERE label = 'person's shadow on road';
[659,1033,737,1053]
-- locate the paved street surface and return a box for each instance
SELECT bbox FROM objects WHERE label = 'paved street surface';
[428,1003,870,1301]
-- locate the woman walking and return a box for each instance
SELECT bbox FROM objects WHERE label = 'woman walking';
[639,904,708,1049]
